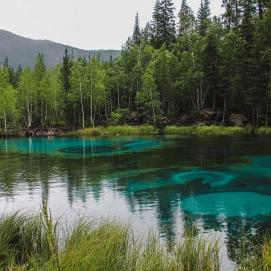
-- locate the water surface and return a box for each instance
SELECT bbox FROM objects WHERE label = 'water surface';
[1,135,271,270]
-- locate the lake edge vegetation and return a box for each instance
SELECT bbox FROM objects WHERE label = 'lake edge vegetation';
[1,208,271,271]
[0,0,270,135]
[70,125,271,137]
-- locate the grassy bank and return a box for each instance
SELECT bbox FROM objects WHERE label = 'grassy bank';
[70,125,271,137]
[163,125,255,135]
[71,125,158,136]
[0,210,270,271]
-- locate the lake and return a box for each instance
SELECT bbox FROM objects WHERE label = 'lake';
[1,135,271,270]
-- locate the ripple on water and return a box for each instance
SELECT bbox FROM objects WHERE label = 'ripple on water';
[181,192,271,218]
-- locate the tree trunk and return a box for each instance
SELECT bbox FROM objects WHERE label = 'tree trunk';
[256,106,259,128]
[3,108,7,135]
[266,104,269,127]
[117,85,120,109]
[221,98,226,126]
[79,79,85,128]
[90,68,94,128]
[149,88,156,125]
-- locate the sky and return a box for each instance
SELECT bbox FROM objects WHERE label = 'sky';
[0,0,223,50]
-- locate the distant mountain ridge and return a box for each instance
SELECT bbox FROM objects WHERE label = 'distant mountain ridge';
[0,29,121,68]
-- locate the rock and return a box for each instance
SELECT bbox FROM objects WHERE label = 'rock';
[24,127,65,137]
[229,114,247,127]
[174,115,194,125]
[200,109,224,122]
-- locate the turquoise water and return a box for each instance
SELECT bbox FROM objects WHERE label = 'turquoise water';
[182,192,271,217]
[1,135,271,269]
[0,137,161,157]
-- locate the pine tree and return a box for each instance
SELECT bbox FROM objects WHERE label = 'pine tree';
[60,48,72,93]
[132,12,141,45]
[33,53,47,126]
[178,0,195,36]
[3,56,16,86]
[141,22,152,42]
[60,48,72,123]
[196,0,211,36]
[3,56,9,68]
[160,0,176,44]
[240,0,256,44]
[202,29,221,109]
[239,0,258,123]
[257,0,269,18]
[151,0,163,48]
[151,0,176,48]
[13,65,22,87]
[222,0,241,29]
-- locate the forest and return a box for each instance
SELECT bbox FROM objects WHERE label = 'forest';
[0,0,270,134]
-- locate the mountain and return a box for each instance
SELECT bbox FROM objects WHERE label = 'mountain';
[0,29,120,68]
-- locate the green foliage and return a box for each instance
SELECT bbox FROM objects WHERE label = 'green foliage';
[110,108,129,125]
[178,0,195,36]
[196,0,211,36]
[0,68,18,134]
[132,12,141,45]
[137,62,161,124]
[150,0,176,48]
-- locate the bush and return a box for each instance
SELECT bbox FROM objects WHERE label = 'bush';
[110,109,129,125]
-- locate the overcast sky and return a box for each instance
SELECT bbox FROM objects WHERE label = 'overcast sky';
[0,0,223,50]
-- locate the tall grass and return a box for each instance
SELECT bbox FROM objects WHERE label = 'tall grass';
[0,210,220,271]
[238,236,271,271]
[0,212,50,269]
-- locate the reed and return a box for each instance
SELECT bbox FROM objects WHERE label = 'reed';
[0,211,220,271]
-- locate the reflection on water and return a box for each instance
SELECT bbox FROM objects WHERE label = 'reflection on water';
[1,135,271,270]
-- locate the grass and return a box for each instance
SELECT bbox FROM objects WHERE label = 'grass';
[0,212,50,269]
[255,127,271,135]
[238,237,271,271]
[163,125,255,135]
[0,209,221,271]
[1,208,271,270]
[71,125,258,137]
[71,125,158,137]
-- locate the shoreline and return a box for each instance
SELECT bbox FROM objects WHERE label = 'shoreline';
[2,125,271,137]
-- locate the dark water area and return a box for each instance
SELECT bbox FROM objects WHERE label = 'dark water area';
[1,135,271,270]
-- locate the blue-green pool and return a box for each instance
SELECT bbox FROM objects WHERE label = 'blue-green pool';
[1,135,271,269]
